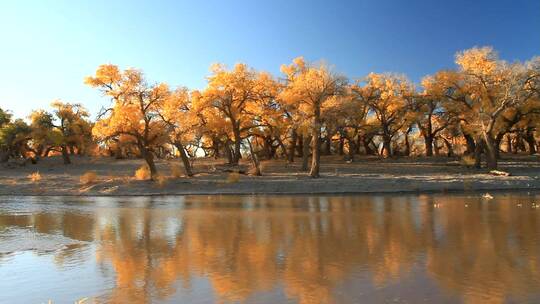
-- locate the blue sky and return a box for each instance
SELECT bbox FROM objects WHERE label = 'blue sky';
[1,0,539,119]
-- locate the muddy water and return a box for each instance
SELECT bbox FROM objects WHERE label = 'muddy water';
[1,194,540,303]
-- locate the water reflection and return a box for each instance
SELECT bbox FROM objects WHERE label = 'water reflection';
[0,194,539,303]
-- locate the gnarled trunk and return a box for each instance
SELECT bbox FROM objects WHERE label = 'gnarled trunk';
[174,142,193,177]
[288,130,297,163]
[232,131,242,165]
[464,134,476,155]
[424,135,433,157]
[382,135,392,158]
[323,133,331,155]
[61,145,71,165]
[141,147,157,178]
[525,129,537,155]
[347,138,356,161]
[248,137,261,176]
[309,107,322,178]
[301,135,311,171]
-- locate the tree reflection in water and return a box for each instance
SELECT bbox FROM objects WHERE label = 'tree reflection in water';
[0,194,539,303]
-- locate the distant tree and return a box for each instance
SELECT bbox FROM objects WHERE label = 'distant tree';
[441,47,535,168]
[354,73,413,157]
[85,64,169,177]
[196,63,276,165]
[280,57,346,177]
[159,87,197,176]
[0,108,32,162]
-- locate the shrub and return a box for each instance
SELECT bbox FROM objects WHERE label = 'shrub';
[170,163,183,178]
[80,171,98,185]
[134,165,151,180]
[28,171,42,182]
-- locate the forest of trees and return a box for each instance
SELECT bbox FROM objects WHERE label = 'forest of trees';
[1,46,539,178]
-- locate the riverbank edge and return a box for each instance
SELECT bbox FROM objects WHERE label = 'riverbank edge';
[2,178,539,197]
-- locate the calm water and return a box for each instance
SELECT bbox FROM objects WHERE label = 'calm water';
[0,194,540,304]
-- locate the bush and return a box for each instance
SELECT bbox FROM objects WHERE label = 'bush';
[134,165,151,180]
[80,171,97,185]
[28,171,41,182]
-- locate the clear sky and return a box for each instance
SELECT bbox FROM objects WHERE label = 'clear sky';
[1,0,539,119]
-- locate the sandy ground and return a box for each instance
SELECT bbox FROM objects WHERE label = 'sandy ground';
[1,154,539,196]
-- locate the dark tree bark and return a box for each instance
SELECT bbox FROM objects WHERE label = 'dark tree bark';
[301,135,311,171]
[174,142,193,177]
[247,137,261,176]
[423,135,433,157]
[525,129,537,155]
[61,145,71,165]
[288,129,297,163]
[323,133,332,155]
[140,147,157,178]
[310,106,322,178]
[464,134,476,155]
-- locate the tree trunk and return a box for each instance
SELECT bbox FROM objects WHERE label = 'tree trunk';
[338,136,344,156]
[506,134,513,153]
[0,149,9,162]
[484,135,498,169]
[494,134,503,159]
[404,133,411,157]
[464,134,476,155]
[225,143,233,165]
[310,132,321,177]
[442,138,454,157]
[61,145,71,165]
[213,138,220,159]
[525,129,537,155]
[297,135,304,157]
[347,138,355,161]
[301,135,311,171]
[382,135,392,158]
[248,137,261,176]
[310,107,322,178]
[323,133,331,155]
[141,147,157,178]
[288,130,297,163]
[174,143,193,177]
[474,140,483,169]
[362,135,375,155]
[232,124,242,165]
[424,135,433,157]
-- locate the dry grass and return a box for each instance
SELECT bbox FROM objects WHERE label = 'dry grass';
[170,163,183,178]
[28,171,42,182]
[134,165,151,180]
[79,171,98,185]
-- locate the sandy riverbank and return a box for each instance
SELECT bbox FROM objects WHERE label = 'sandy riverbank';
[1,155,539,196]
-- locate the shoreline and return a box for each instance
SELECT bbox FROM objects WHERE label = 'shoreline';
[1,155,539,197]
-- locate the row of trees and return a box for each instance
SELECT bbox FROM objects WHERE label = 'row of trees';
[1,47,539,178]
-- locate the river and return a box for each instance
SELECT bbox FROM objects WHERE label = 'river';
[0,193,539,303]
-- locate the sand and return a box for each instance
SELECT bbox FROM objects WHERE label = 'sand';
[1,154,539,196]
